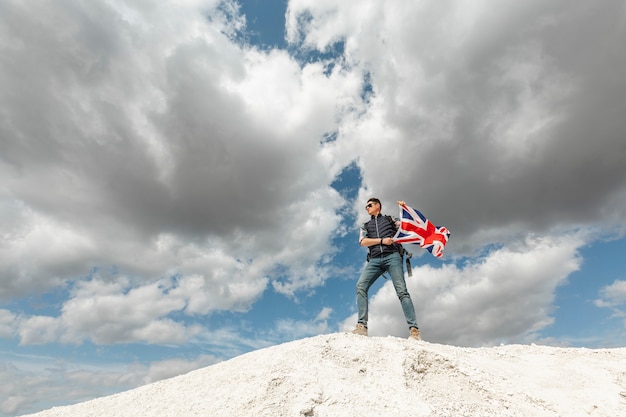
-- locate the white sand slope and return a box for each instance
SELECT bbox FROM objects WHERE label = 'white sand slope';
[22,333,626,417]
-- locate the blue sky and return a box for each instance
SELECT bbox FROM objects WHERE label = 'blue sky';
[1,0,626,415]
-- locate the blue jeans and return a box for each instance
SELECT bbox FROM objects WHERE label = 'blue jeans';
[356,252,418,329]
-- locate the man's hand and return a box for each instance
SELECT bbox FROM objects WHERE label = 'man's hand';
[397,200,406,206]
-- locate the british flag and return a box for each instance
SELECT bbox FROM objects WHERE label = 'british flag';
[392,202,450,258]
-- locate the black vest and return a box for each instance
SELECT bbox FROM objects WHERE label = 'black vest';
[364,214,400,258]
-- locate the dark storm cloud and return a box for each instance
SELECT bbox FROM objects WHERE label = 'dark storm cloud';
[320,0,626,249]
[0,0,353,301]
[0,0,336,242]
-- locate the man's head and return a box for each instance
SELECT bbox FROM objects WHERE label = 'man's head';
[365,198,381,215]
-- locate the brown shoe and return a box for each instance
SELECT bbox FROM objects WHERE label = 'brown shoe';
[352,323,368,336]
[409,327,421,340]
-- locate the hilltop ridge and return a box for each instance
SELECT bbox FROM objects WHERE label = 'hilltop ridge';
[23,333,626,417]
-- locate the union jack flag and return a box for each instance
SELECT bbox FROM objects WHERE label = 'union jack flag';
[392,202,450,258]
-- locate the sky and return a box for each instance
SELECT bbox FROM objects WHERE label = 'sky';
[1,0,625,415]
[19,333,626,417]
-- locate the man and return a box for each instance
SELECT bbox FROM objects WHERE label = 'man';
[352,198,421,340]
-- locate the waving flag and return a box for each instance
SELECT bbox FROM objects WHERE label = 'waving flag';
[392,202,450,258]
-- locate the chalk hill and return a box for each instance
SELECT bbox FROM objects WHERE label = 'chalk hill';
[23,333,626,417]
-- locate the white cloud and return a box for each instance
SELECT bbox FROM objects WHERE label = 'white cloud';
[0,309,16,338]
[14,274,249,345]
[596,280,626,310]
[272,314,333,341]
[0,0,357,330]
[0,201,97,298]
[228,48,362,134]
[291,0,626,251]
[173,273,267,315]
[60,278,194,345]
[17,316,61,346]
[316,306,333,321]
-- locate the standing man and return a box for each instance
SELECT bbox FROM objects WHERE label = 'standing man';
[352,198,421,340]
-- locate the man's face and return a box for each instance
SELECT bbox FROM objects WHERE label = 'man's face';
[365,201,380,215]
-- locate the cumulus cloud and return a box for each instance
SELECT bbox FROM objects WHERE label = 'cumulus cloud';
[58,278,191,344]
[288,0,626,250]
[595,280,626,323]
[0,310,16,338]
[0,0,358,338]
[13,271,265,346]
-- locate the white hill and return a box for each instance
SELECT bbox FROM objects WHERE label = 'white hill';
[22,333,626,417]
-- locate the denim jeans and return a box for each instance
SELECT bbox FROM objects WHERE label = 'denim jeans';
[356,252,418,329]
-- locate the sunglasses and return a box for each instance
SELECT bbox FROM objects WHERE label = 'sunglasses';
[365,203,376,209]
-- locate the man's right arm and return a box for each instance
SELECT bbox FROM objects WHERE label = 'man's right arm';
[359,223,394,246]
[360,230,393,247]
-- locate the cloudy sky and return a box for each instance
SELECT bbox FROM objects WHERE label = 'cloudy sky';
[1,0,626,415]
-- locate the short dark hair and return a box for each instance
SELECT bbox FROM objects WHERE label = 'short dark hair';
[367,198,381,208]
